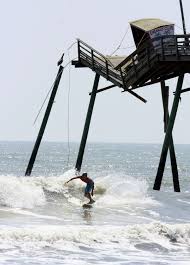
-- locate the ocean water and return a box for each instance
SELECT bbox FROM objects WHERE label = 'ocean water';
[0,141,190,264]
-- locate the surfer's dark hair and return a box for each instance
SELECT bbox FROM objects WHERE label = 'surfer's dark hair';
[82,172,87,177]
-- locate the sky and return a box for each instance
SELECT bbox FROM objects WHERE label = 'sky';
[0,0,190,144]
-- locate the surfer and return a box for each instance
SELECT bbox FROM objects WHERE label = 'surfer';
[65,173,95,204]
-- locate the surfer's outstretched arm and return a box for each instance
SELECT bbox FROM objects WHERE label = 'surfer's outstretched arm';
[65,176,80,184]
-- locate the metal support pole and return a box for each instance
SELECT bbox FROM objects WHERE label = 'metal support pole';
[75,74,100,172]
[179,0,187,35]
[153,75,184,190]
[161,81,169,133]
[25,65,64,176]
[170,137,180,191]
[160,81,180,192]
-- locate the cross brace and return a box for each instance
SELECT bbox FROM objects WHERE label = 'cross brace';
[153,75,184,191]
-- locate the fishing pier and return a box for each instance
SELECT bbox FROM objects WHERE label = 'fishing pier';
[25,1,190,192]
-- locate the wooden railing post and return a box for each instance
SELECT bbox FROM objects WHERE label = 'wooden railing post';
[146,46,150,68]
[105,60,109,80]
[91,50,94,69]
[78,40,81,63]
[161,36,164,60]
[132,56,138,78]
[175,36,179,59]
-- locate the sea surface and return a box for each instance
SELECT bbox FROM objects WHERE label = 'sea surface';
[0,141,190,264]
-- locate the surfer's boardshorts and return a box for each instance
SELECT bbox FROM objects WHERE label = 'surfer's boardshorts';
[85,182,94,194]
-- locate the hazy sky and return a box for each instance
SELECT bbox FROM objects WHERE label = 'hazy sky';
[0,0,190,143]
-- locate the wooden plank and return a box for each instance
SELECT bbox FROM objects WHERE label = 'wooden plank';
[132,72,179,89]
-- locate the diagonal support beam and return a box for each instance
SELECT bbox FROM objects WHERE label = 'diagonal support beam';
[120,69,147,103]
[25,65,64,176]
[89,84,116,95]
[75,74,100,172]
[160,81,180,192]
[153,74,184,191]
[179,87,190,94]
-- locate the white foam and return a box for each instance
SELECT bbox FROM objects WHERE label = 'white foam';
[0,175,45,209]
[0,222,190,265]
[0,171,158,210]
[178,199,190,205]
[0,222,190,250]
[0,170,81,208]
[95,174,158,207]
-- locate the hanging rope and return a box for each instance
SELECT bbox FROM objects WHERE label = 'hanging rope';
[33,70,63,126]
[110,25,130,55]
[175,23,187,33]
[32,41,77,172]
[136,32,147,48]
[33,42,77,126]
[118,44,135,50]
[62,41,77,168]
[66,49,71,168]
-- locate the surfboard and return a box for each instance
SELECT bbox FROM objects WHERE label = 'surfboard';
[82,203,93,208]
[82,201,95,208]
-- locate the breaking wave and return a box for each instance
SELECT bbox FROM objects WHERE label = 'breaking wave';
[0,170,157,209]
[0,175,45,208]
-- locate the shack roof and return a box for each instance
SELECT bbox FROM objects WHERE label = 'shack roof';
[130,18,174,32]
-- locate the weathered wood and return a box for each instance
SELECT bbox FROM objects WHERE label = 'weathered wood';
[132,57,138,78]
[175,36,179,60]
[160,37,164,60]
[146,47,150,68]
[78,41,81,63]
[153,74,184,190]
[91,50,95,69]
[120,69,147,103]
[106,61,109,80]
[74,38,190,93]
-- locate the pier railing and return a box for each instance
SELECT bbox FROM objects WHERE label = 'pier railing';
[76,34,190,89]
[77,39,123,87]
[115,34,190,88]
[154,34,190,58]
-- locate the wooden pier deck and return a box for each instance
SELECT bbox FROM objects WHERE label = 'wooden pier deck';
[72,35,190,94]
